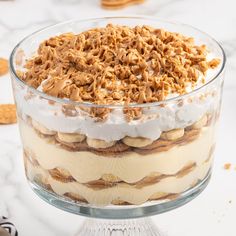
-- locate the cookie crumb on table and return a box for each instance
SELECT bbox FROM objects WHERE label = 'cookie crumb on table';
[0,57,9,76]
[223,163,231,170]
[101,0,145,9]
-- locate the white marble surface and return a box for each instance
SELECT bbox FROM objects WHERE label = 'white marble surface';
[0,0,236,235]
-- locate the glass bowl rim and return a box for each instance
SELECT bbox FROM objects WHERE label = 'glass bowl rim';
[9,16,226,109]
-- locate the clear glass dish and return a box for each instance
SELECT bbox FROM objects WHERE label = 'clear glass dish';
[10,17,226,235]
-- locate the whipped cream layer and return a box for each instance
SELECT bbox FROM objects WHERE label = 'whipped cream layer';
[16,68,220,142]
[20,120,215,184]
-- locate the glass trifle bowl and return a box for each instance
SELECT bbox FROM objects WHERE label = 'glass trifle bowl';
[10,17,225,235]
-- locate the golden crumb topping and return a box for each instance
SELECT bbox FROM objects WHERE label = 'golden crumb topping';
[19,24,220,106]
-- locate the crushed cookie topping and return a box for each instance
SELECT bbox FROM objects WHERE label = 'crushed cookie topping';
[19,24,220,120]
[20,24,220,105]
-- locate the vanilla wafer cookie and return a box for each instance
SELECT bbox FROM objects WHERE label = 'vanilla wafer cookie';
[0,58,8,76]
[101,0,145,9]
[0,104,17,124]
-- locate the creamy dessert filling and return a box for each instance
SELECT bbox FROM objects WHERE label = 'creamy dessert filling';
[24,112,213,156]
[25,155,212,205]
[20,118,216,184]
[16,24,221,206]
[30,121,201,155]
[16,86,220,142]
[24,148,200,188]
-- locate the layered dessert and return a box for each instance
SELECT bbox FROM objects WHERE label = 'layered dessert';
[15,24,221,206]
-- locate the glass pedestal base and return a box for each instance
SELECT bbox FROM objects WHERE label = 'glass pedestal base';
[77,218,163,236]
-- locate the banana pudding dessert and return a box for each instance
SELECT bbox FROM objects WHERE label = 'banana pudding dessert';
[14,24,222,206]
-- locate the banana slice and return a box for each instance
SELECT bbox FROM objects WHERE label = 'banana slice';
[57,132,86,143]
[86,138,116,149]
[149,192,168,200]
[31,119,56,135]
[111,199,126,205]
[190,115,207,129]
[122,136,153,147]
[101,174,121,183]
[161,128,184,141]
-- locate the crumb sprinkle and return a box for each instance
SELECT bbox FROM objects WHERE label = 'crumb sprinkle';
[19,24,220,120]
[19,24,220,105]
[224,163,231,170]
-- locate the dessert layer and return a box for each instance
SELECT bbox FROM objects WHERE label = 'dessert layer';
[20,119,216,184]
[25,150,198,189]
[16,88,220,142]
[27,112,213,153]
[31,117,203,155]
[25,156,211,205]
[25,157,179,205]
[15,25,221,142]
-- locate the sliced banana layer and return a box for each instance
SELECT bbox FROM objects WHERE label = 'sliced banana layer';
[122,136,153,147]
[86,138,116,149]
[31,119,56,135]
[57,132,86,143]
[190,115,207,129]
[161,128,184,141]
[149,192,168,200]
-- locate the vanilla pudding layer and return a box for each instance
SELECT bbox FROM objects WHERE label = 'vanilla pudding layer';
[20,119,216,184]
[21,115,216,205]
[25,157,212,205]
